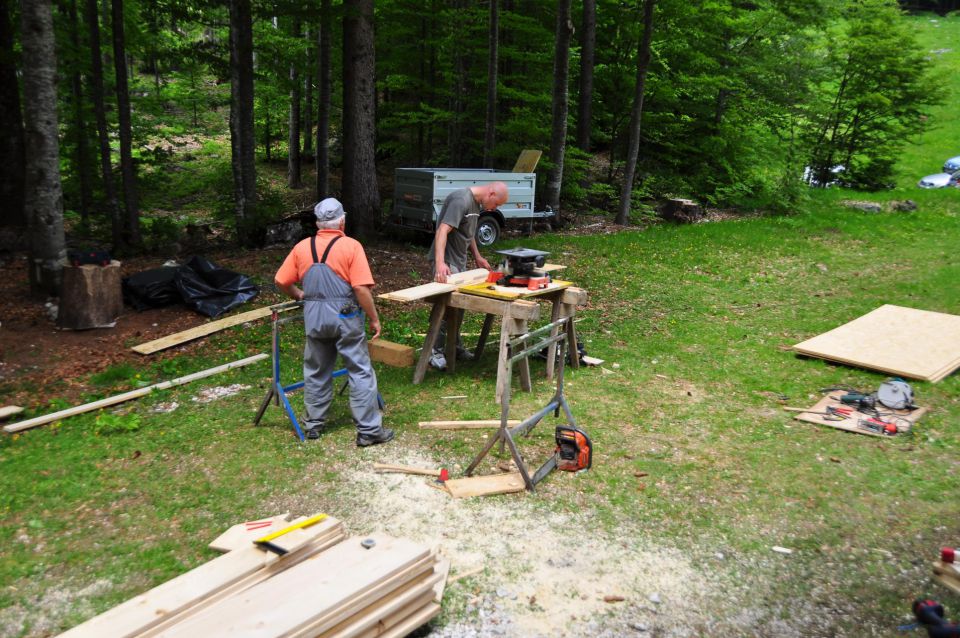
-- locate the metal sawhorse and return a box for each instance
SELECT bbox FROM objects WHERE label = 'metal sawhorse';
[253,301,384,441]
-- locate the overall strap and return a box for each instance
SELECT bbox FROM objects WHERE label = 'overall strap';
[309,234,341,264]
[320,235,342,264]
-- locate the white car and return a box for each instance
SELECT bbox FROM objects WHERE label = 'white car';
[943,156,960,173]
[918,171,960,189]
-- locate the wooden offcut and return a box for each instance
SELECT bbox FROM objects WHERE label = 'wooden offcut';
[443,472,526,498]
[933,560,960,596]
[368,339,415,367]
[208,514,292,553]
[792,305,960,382]
[132,305,292,355]
[57,261,123,330]
[0,406,24,420]
[418,420,520,430]
[373,463,442,477]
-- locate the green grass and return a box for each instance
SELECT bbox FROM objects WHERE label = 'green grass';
[3,11,960,638]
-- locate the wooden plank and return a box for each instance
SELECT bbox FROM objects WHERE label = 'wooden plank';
[375,602,442,638]
[59,517,344,638]
[378,269,489,302]
[581,356,605,366]
[791,392,927,438]
[286,554,437,638]
[5,354,267,434]
[511,149,542,173]
[431,559,450,604]
[541,263,566,273]
[418,420,520,430]
[793,305,960,382]
[458,280,572,301]
[156,535,431,638]
[0,406,24,420]
[208,514,292,553]
[373,463,442,477]
[311,569,442,638]
[558,286,588,306]
[133,306,290,355]
[447,292,540,320]
[444,473,526,498]
[140,527,347,638]
[933,561,960,596]
[368,339,415,367]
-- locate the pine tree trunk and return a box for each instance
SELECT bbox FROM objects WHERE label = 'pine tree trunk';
[0,0,25,229]
[544,0,573,215]
[448,0,465,165]
[229,0,256,245]
[288,18,303,189]
[315,0,331,197]
[342,0,379,240]
[616,0,655,225]
[20,0,66,295]
[85,0,122,248]
[482,0,498,168]
[68,0,93,223]
[112,0,140,245]
[303,26,313,157]
[575,0,595,150]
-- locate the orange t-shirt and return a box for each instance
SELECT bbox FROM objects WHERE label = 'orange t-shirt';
[274,230,375,289]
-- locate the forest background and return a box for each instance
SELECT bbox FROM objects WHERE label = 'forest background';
[2,0,955,295]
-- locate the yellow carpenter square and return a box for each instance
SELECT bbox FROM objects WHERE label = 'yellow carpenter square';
[255,514,327,554]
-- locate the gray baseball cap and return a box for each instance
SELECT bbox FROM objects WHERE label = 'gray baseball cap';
[314,197,345,221]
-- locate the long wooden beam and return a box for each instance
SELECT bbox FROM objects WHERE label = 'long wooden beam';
[4,354,267,434]
[132,305,294,355]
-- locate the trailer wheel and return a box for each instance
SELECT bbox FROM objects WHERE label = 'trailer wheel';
[476,214,501,246]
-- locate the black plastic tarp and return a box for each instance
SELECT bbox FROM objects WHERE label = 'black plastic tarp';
[122,256,259,317]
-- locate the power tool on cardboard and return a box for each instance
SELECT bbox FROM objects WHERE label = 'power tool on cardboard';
[486,247,552,291]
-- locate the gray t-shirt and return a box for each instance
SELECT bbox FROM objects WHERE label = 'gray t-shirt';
[427,187,480,273]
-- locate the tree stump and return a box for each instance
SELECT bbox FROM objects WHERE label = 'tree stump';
[57,261,123,330]
[659,198,705,223]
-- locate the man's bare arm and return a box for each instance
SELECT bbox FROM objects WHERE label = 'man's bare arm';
[353,285,381,340]
[277,281,303,301]
[433,223,456,282]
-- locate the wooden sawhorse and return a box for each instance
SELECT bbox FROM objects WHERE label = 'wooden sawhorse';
[412,287,588,403]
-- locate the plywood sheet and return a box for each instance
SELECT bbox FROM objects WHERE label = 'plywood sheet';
[792,305,960,382]
[457,280,572,301]
[444,472,526,498]
[790,392,927,438]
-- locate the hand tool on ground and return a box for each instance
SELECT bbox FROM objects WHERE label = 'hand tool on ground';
[254,513,328,555]
[878,377,915,410]
[913,599,960,637]
[464,316,591,491]
[252,302,384,441]
[485,247,552,290]
[858,416,898,436]
[840,392,876,411]
[372,463,445,477]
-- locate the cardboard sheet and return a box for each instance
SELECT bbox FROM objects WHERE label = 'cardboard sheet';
[790,392,927,438]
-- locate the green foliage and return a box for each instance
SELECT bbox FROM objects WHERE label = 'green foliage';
[93,411,142,435]
[89,363,140,388]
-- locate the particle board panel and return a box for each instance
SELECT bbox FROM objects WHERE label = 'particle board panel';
[378,269,490,303]
[443,472,526,498]
[57,517,344,638]
[457,280,573,301]
[156,535,431,638]
[790,392,927,438]
[792,305,960,382]
[133,306,291,355]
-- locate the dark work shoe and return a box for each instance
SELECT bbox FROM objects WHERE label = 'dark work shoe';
[356,428,395,447]
[305,427,321,440]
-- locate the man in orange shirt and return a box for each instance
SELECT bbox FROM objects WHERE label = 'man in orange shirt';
[275,198,393,446]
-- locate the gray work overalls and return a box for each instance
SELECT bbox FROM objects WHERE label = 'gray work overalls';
[301,235,382,436]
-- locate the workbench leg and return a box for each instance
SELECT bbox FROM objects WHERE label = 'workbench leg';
[564,304,580,370]
[474,313,495,360]
[444,308,463,374]
[517,319,532,392]
[545,299,562,380]
[413,298,448,384]
[495,314,514,405]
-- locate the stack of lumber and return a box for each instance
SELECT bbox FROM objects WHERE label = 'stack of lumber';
[933,559,960,596]
[58,515,449,638]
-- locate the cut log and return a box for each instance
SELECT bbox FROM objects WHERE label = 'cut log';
[57,261,123,330]
[659,198,705,223]
[368,339,415,367]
